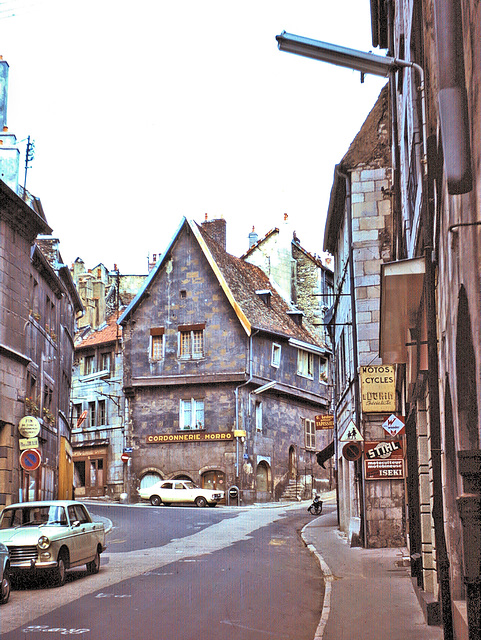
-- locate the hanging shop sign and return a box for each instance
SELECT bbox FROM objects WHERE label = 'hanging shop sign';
[315,414,334,430]
[146,431,234,444]
[382,414,405,437]
[18,416,40,439]
[360,365,396,413]
[364,440,404,480]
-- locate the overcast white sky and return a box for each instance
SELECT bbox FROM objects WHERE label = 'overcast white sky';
[1,0,387,274]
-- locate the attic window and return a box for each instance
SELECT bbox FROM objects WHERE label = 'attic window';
[287,309,304,326]
[256,289,272,307]
[180,290,187,299]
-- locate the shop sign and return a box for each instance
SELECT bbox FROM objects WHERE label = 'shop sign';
[315,414,334,430]
[382,414,405,437]
[147,431,234,444]
[360,365,396,413]
[19,437,39,450]
[18,416,40,438]
[364,440,404,480]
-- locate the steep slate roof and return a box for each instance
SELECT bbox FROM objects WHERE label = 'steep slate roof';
[119,218,326,350]
[75,309,123,350]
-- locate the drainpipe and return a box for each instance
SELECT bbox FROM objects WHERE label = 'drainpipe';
[235,330,259,478]
[424,131,454,638]
[336,166,365,547]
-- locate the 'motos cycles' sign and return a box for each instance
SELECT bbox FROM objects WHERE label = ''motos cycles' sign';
[360,365,395,413]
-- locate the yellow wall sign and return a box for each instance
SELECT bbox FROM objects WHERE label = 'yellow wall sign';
[360,365,396,413]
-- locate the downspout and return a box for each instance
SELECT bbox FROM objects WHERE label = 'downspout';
[386,0,402,259]
[235,330,259,478]
[336,166,365,546]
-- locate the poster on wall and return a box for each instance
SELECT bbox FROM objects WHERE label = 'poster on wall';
[360,365,396,413]
[364,440,404,479]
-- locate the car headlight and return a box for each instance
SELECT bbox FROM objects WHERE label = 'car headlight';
[38,535,50,549]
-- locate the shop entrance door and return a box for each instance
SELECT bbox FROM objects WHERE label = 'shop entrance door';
[88,458,104,497]
[202,470,226,503]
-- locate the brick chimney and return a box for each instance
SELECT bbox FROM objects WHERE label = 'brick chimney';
[201,213,226,250]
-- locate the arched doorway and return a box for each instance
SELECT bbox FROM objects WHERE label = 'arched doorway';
[139,471,162,489]
[256,461,271,493]
[456,286,479,450]
[288,445,297,479]
[201,470,225,492]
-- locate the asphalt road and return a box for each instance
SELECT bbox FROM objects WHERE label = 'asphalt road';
[2,502,324,640]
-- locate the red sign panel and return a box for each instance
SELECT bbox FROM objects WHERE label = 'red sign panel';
[315,414,334,430]
[364,440,404,480]
[20,448,42,472]
[76,410,88,428]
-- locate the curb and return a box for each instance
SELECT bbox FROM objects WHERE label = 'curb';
[301,518,333,640]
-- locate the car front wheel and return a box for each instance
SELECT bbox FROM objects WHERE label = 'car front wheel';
[195,496,208,508]
[87,549,100,575]
[0,569,10,604]
[53,551,68,587]
[150,495,161,506]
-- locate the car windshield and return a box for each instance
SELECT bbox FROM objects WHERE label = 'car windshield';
[0,505,68,529]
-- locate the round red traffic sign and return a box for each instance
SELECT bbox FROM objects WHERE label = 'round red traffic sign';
[342,442,362,462]
[20,448,42,471]
[121,453,130,463]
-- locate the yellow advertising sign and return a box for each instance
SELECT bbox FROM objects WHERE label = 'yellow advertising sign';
[360,365,396,413]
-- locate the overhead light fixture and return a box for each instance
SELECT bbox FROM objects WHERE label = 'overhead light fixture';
[275,32,400,77]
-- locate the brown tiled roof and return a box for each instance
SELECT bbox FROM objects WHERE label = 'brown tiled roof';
[75,309,123,350]
[197,223,325,347]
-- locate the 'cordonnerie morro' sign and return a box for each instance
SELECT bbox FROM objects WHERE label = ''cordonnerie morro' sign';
[147,432,234,444]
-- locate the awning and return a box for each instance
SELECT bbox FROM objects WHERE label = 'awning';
[317,440,335,469]
[379,257,425,363]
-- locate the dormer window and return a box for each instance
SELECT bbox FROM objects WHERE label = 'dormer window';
[287,309,304,326]
[255,290,272,307]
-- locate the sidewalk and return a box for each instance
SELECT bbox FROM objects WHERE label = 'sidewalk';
[301,504,443,640]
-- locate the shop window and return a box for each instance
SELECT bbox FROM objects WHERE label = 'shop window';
[304,418,316,451]
[271,343,281,368]
[180,398,204,430]
[297,349,314,378]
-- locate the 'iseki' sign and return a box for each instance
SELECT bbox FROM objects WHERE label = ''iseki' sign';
[364,440,404,480]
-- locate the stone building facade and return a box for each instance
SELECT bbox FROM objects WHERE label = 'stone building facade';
[324,85,404,547]
[371,0,481,636]
[119,217,331,504]
[0,58,82,505]
[70,260,145,500]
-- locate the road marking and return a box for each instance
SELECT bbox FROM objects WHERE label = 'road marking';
[269,538,286,546]
[22,625,90,634]
[95,593,132,598]
[220,620,276,635]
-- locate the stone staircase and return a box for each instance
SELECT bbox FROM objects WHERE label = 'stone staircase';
[280,479,303,502]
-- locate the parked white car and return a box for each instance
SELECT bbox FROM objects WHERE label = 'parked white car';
[0,501,107,587]
[138,480,224,507]
[0,542,10,604]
